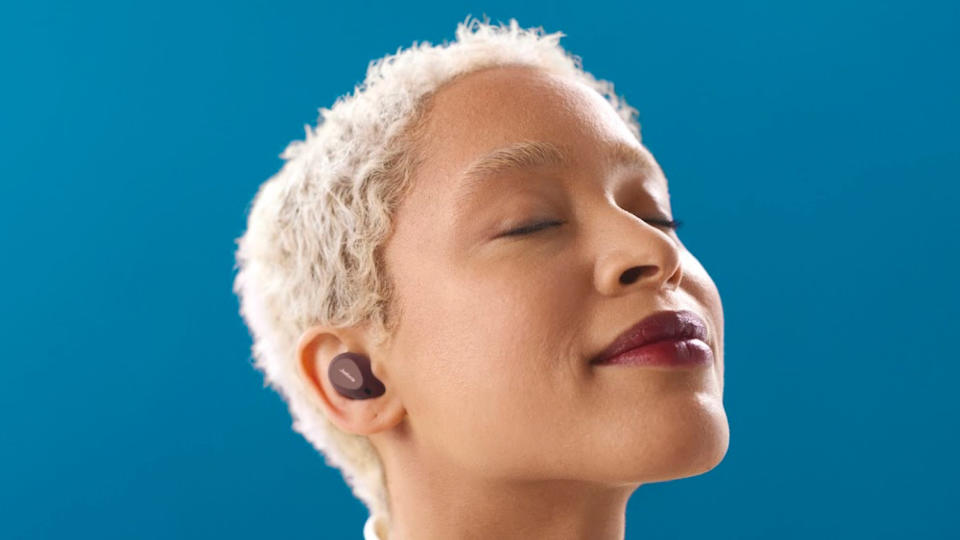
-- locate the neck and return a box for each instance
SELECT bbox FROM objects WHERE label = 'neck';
[376,438,637,540]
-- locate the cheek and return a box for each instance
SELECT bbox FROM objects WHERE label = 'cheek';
[458,261,584,367]
[394,264,583,440]
[443,247,592,391]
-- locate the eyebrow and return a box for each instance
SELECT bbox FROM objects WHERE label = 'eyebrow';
[453,139,657,207]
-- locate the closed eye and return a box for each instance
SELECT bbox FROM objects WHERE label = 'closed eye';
[499,218,683,237]
[500,220,566,237]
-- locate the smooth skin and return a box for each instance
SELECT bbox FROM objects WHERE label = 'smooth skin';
[298,64,728,540]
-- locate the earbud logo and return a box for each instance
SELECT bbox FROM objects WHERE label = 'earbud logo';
[339,368,357,383]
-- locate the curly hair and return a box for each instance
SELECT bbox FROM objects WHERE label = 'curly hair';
[231,13,642,529]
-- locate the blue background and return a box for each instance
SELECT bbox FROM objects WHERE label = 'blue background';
[2,1,957,538]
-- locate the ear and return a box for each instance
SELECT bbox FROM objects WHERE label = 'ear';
[296,324,406,436]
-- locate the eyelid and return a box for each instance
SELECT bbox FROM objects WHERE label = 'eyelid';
[499,216,682,239]
[498,219,564,238]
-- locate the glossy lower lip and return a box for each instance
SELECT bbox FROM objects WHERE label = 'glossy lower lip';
[593,338,714,367]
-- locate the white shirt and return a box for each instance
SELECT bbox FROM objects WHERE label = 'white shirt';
[363,514,388,540]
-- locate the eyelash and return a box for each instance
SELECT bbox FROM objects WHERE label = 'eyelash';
[503,218,683,237]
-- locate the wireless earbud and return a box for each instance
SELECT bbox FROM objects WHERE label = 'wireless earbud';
[328,352,386,400]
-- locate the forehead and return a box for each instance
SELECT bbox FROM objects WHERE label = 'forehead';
[413,65,646,196]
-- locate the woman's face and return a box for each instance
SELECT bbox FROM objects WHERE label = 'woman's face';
[378,65,727,484]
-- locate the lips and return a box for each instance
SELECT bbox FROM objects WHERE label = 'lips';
[590,309,709,364]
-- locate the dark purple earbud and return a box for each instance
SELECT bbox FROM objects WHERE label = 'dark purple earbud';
[328,352,386,399]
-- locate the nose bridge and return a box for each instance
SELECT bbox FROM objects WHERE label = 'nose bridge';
[590,201,683,294]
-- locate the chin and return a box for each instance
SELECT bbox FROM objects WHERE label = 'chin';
[598,395,730,485]
[644,400,730,483]
[670,419,730,481]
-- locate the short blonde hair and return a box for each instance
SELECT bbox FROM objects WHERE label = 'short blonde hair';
[231,13,642,525]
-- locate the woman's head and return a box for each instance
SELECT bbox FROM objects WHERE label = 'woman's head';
[233,15,726,527]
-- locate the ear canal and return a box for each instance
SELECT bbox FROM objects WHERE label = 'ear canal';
[328,352,386,399]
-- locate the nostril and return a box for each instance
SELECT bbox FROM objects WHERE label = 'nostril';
[620,265,657,284]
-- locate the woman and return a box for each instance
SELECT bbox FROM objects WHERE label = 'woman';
[233,15,728,540]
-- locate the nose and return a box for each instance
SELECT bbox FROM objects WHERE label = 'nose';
[593,214,684,296]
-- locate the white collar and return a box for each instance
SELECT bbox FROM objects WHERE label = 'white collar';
[363,514,388,540]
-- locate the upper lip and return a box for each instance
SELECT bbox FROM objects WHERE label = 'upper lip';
[590,309,709,364]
